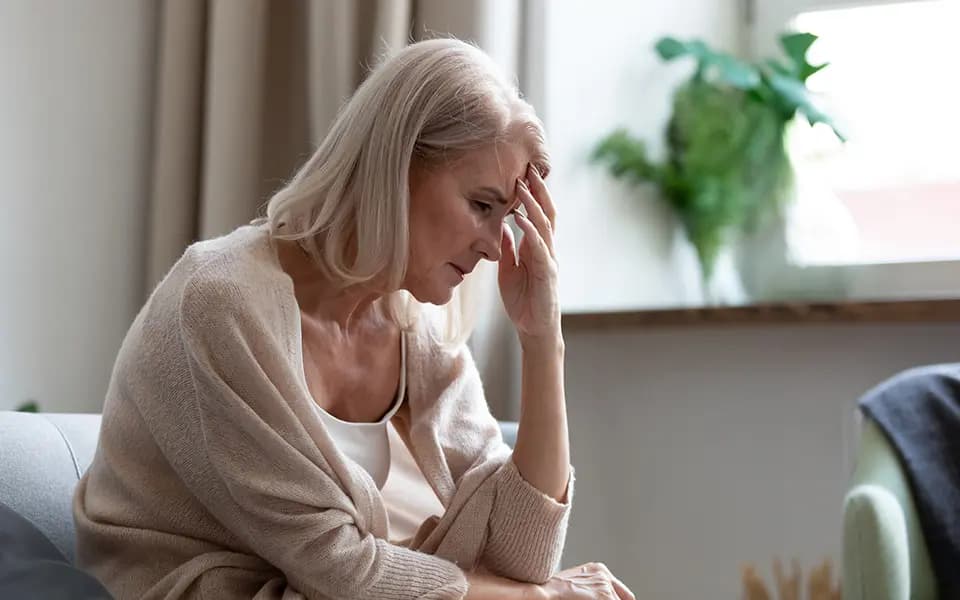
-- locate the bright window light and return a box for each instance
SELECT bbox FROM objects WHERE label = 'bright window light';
[786,0,960,265]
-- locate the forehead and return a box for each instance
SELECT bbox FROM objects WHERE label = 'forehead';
[450,142,530,187]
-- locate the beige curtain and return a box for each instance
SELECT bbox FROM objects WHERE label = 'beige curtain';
[145,0,528,418]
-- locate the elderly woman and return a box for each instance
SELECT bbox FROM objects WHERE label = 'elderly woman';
[73,38,633,600]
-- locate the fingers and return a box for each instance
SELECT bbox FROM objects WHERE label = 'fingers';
[525,163,557,233]
[570,563,629,600]
[549,563,634,600]
[611,575,636,600]
[589,563,634,600]
[515,179,555,257]
[511,207,551,261]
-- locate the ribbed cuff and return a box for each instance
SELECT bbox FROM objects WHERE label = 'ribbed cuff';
[370,538,469,599]
[482,460,574,584]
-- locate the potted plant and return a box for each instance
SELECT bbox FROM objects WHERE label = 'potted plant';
[16,400,39,412]
[593,32,844,302]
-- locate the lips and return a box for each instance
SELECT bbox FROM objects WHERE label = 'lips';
[449,263,475,281]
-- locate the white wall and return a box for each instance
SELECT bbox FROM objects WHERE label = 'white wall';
[0,1,156,412]
[541,0,745,312]
[561,321,960,598]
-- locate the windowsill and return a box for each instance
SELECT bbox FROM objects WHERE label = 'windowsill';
[562,298,960,329]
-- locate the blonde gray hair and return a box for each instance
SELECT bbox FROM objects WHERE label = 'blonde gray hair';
[261,37,550,345]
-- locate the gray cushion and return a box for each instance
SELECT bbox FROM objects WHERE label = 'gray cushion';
[0,499,111,598]
[0,412,102,564]
[499,421,518,448]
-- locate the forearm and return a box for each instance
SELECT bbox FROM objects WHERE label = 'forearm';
[510,333,570,502]
[465,571,546,600]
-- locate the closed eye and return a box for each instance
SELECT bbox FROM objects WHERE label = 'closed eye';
[471,200,494,215]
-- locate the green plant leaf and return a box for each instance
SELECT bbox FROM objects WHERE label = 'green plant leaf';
[711,54,760,89]
[686,40,709,59]
[780,32,817,66]
[655,37,689,60]
[657,37,759,89]
[764,58,793,77]
[779,32,829,82]
[592,129,663,184]
[656,37,711,63]
[16,401,39,412]
[767,73,845,140]
[803,61,830,81]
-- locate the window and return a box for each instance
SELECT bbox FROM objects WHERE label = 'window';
[788,0,960,265]
[748,0,960,301]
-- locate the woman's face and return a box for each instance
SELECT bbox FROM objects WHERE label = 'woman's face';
[404,141,530,305]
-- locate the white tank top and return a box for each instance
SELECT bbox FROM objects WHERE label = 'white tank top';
[311,334,406,490]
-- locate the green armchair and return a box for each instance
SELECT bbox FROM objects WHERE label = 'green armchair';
[842,416,937,599]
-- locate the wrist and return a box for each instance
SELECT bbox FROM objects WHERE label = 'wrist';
[527,583,552,600]
[464,570,549,600]
[519,331,564,355]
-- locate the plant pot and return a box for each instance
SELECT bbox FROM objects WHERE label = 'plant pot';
[736,181,855,303]
[670,225,748,307]
[702,245,748,306]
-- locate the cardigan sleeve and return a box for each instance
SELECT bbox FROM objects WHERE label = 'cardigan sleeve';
[172,275,468,600]
[481,458,574,583]
[408,336,574,584]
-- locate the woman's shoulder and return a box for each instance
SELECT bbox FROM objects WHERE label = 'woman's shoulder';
[181,222,276,278]
[162,223,293,327]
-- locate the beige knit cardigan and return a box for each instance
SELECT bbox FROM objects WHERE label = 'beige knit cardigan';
[73,224,573,600]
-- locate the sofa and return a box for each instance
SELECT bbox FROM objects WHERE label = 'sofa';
[0,411,519,597]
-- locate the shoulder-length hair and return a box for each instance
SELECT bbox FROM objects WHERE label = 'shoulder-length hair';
[260,37,550,346]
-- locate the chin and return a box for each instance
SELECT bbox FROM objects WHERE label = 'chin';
[408,281,456,306]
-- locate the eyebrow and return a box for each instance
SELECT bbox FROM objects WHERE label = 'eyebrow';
[472,184,527,218]
[474,186,509,205]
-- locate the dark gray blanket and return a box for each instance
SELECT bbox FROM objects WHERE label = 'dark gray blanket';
[859,363,960,597]
[0,500,111,599]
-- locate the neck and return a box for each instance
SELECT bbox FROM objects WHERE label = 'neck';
[275,238,388,334]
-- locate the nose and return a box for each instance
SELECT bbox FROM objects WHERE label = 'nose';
[473,221,503,262]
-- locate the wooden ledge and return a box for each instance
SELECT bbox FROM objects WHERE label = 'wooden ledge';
[561,299,960,329]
